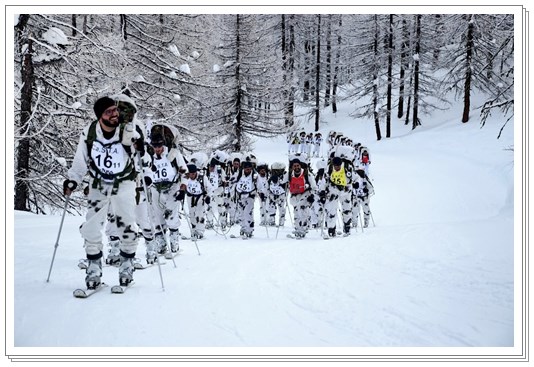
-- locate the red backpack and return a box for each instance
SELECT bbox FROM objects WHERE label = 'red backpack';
[289,173,306,194]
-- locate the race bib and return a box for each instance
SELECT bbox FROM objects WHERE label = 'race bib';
[236,175,254,193]
[270,182,285,196]
[208,172,220,188]
[90,141,128,178]
[186,179,203,196]
[152,156,177,184]
[330,166,347,187]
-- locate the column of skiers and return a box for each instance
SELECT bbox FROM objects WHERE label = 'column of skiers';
[94,125,374,269]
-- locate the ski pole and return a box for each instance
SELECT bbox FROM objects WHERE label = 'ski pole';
[285,194,294,227]
[46,195,70,282]
[369,206,376,227]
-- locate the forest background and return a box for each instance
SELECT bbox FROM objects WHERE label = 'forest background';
[11,9,514,214]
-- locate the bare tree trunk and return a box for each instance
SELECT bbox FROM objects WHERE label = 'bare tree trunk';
[332,15,342,114]
[82,15,88,34]
[412,14,422,130]
[71,15,77,36]
[15,15,33,211]
[398,17,409,118]
[373,15,382,141]
[233,15,243,151]
[386,14,394,138]
[120,14,127,40]
[314,14,321,132]
[287,15,296,126]
[324,15,332,108]
[462,15,474,123]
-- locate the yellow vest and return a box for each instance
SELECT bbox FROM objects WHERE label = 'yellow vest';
[330,165,347,187]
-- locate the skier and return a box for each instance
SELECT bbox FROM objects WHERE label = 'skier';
[63,95,144,289]
[178,163,208,239]
[146,132,187,260]
[267,162,288,227]
[359,147,371,177]
[256,162,270,226]
[310,159,327,229]
[352,167,375,228]
[231,160,257,238]
[324,153,354,238]
[226,153,243,226]
[298,131,307,154]
[205,151,229,230]
[287,156,316,238]
[103,94,153,267]
[312,132,323,158]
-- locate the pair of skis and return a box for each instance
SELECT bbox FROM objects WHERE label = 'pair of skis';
[73,282,134,298]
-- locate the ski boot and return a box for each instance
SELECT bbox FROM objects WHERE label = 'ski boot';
[85,255,103,290]
[295,230,306,239]
[145,238,157,264]
[192,231,204,240]
[118,254,135,286]
[205,221,214,230]
[169,230,180,252]
[343,225,351,236]
[363,218,369,228]
[328,228,336,238]
[105,236,121,265]
[155,233,167,255]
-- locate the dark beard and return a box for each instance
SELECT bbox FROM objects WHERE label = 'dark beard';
[101,117,119,128]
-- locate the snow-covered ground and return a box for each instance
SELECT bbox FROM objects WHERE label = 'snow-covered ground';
[9,96,517,360]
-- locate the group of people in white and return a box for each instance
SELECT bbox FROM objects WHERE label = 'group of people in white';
[63,94,375,289]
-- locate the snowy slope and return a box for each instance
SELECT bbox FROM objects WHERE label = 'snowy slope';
[10,97,515,356]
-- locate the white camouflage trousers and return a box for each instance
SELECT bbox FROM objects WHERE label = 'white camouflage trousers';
[80,180,138,256]
[267,193,286,226]
[186,194,206,236]
[150,184,182,235]
[324,187,352,231]
[289,191,312,235]
[237,193,255,235]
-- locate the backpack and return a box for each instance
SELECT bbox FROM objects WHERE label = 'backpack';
[151,124,178,149]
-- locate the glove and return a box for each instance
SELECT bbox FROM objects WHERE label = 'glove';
[176,190,185,201]
[205,196,211,205]
[134,139,145,155]
[121,123,140,147]
[307,194,315,204]
[143,176,152,187]
[363,187,369,195]
[83,185,90,196]
[63,179,77,196]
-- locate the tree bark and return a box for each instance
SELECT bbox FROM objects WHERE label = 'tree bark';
[398,17,408,118]
[386,14,394,138]
[324,15,332,108]
[462,15,474,123]
[314,15,321,132]
[332,15,342,114]
[373,15,382,141]
[412,15,422,130]
[15,16,33,211]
